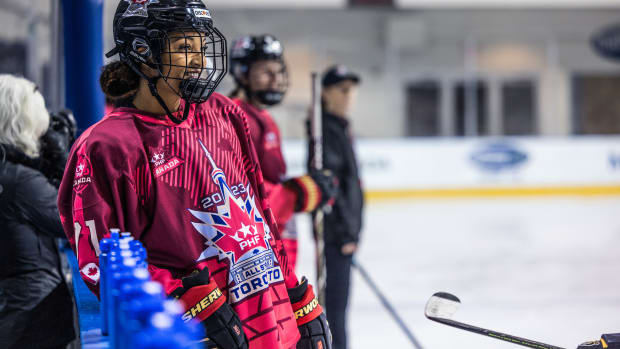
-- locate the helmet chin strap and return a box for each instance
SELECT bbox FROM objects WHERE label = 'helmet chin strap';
[145,80,190,125]
[126,61,191,125]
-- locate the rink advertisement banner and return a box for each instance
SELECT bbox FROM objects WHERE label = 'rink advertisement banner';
[205,0,619,8]
[282,137,620,198]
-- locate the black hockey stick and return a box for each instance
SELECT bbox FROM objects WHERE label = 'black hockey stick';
[425,292,566,349]
[310,72,327,306]
[352,258,425,349]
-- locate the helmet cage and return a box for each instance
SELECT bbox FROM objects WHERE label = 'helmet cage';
[152,26,227,104]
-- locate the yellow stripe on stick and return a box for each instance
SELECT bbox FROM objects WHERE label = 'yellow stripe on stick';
[365,185,620,201]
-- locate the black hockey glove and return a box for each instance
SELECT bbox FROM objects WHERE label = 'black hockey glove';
[288,277,332,349]
[577,333,620,349]
[284,169,338,213]
[171,268,248,349]
[39,109,77,187]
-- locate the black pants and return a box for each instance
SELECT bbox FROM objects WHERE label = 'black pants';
[1,281,76,349]
[325,244,353,349]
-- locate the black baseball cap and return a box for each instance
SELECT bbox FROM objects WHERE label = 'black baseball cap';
[322,65,361,88]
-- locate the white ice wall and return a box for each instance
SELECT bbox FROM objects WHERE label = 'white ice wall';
[283,137,620,192]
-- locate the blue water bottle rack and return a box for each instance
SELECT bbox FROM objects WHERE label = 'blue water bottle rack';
[96,230,201,348]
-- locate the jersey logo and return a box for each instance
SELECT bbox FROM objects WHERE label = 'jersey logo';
[264,132,279,150]
[149,147,184,179]
[80,263,100,285]
[73,154,93,193]
[188,139,283,302]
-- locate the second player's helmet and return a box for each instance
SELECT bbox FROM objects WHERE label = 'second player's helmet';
[229,34,288,106]
[106,0,227,123]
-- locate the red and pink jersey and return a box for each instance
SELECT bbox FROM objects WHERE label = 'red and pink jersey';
[232,98,286,185]
[57,93,300,349]
[232,99,299,268]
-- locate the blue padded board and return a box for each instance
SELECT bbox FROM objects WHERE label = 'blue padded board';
[63,247,109,348]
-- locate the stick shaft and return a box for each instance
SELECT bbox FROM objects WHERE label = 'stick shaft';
[427,316,565,349]
[353,259,425,349]
[311,72,322,170]
[310,72,326,305]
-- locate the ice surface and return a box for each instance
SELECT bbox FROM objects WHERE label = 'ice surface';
[295,197,620,349]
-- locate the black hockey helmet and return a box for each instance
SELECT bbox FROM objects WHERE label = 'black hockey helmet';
[229,34,288,106]
[106,0,227,123]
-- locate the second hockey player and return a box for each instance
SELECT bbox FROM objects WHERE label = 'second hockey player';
[229,34,338,272]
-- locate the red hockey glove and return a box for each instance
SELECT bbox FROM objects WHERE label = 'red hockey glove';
[285,169,337,213]
[577,333,620,349]
[287,277,332,349]
[171,268,248,349]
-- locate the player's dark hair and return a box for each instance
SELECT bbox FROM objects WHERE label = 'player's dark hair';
[99,61,140,107]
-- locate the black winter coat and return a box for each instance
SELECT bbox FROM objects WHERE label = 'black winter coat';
[308,112,364,247]
[0,146,76,349]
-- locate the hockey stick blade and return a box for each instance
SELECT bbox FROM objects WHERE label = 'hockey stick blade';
[425,292,566,349]
[425,292,461,319]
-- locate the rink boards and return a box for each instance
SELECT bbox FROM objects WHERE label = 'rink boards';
[282,136,620,198]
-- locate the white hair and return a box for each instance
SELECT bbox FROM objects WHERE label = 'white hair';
[0,75,49,158]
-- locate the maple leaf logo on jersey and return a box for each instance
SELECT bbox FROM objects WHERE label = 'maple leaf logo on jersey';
[188,139,284,302]
[80,263,100,285]
[188,139,272,265]
[190,188,269,264]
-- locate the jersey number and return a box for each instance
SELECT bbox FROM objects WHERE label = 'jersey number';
[74,220,101,258]
[201,183,247,209]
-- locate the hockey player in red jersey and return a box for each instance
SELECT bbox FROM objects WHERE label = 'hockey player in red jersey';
[57,1,331,348]
[228,34,337,272]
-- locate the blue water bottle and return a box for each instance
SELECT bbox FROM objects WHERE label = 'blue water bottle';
[102,243,122,336]
[121,232,134,241]
[107,252,134,345]
[118,280,164,349]
[99,238,112,336]
[115,268,151,349]
[132,312,201,349]
[110,228,121,241]
[162,299,203,345]
[111,258,140,348]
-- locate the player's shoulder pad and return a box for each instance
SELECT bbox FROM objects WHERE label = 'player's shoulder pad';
[75,112,141,151]
[201,92,248,121]
[69,112,145,173]
[203,92,239,109]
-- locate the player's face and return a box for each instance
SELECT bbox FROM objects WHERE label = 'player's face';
[322,80,358,117]
[247,60,286,93]
[160,31,211,90]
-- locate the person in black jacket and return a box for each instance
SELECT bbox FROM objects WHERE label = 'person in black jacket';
[308,65,364,349]
[0,74,77,349]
